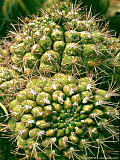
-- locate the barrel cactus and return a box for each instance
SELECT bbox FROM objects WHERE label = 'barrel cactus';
[8,73,119,159]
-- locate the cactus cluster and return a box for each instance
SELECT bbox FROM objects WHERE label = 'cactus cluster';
[9,73,119,159]
[0,1,119,160]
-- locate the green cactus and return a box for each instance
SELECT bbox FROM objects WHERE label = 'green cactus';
[5,1,119,87]
[0,0,46,37]
[0,1,119,160]
[0,46,10,64]
[0,66,26,108]
[8,73,119,159]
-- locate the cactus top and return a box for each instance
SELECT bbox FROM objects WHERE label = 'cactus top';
[9,73,118,159]
[7,2,120,84]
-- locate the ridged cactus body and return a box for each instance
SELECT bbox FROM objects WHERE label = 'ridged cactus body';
[0,67,25,106]
[7,2,120,87]
[0,1,119,160]
[9,73,119,159]
[0,47,10,65]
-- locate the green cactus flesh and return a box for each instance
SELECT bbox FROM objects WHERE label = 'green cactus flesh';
[0,47,10,64]
[0,67,25,106]
[7,2,120,85]
[8,73,119,159]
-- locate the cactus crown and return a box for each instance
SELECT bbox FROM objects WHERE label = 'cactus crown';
[8,73,119,159]
[5,1,119,86]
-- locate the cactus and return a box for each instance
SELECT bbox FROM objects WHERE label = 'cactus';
[0,66,26,107]
[81,0,110,15]
[0,1,119,160]
[0,0,45,37]
[0,65,26,159]
[8,73,119,159]
[5,1,119,87]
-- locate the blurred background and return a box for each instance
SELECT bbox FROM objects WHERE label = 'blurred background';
[106,0,120,36]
